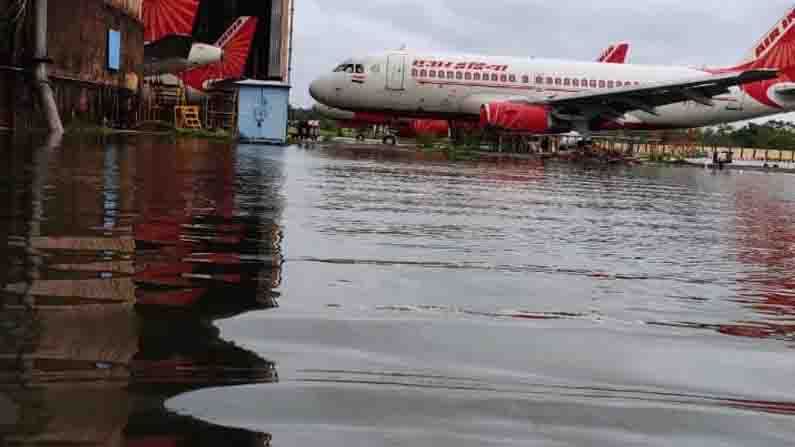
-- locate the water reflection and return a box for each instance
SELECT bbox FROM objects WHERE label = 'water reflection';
[726,181,795,342]
[0,135,281,445]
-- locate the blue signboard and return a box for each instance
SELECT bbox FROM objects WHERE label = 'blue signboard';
[107,29,121,71]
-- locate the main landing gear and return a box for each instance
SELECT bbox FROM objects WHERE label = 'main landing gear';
[382,135,397,145]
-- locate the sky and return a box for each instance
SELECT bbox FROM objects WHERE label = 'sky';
[289,0,795,118]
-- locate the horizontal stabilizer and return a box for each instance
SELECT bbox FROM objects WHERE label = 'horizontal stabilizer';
[144,34,195,62]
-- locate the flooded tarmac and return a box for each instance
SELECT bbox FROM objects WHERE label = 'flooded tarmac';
[1,137,794,446]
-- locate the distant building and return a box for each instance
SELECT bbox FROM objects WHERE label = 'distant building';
[0,0,145,130]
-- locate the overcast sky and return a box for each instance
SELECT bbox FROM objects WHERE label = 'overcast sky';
[290,0,794,113]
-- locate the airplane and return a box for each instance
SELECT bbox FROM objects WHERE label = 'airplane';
[143,16,259,102]
[309,7,795,139]
[314,42,633,142]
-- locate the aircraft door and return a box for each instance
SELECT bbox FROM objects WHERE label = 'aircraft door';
[386,54,407,91]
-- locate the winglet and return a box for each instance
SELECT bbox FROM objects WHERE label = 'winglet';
[597,42,630,64]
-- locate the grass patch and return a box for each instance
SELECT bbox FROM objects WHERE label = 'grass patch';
[65,120,116,136]
[173,127,235,140]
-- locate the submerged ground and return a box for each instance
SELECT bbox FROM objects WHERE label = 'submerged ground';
[1,137,794,446]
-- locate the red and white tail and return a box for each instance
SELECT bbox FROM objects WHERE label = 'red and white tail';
[596,42,630,64]
[737,7,795,71]
[181,16,259,91]
[722,7,795,108]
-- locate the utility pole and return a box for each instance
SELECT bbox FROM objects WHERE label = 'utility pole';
[32,0,63,134]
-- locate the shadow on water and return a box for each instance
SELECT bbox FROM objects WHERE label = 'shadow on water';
[0,133,281,445]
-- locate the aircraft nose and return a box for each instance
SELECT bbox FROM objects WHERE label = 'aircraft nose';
[309,76,334,105]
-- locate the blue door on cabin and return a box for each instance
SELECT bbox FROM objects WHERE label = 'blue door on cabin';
[238,86,289,144]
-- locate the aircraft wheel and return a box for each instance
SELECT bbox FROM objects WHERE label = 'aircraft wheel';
[382,135,397,146]
[356,134,365,142]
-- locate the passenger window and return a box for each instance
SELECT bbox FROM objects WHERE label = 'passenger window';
[500,74,508,82]
[564,78,571,86]
[546,77,553,84]
[492,74,499,81]
[615,81,622,87]
[420,69,427,77]
[535,76,543,84]
[607,80,614,88]
[590,80,597,88]
[411,69,418,77]
[457,72,463,80]
[509,74,516,82]
[429,70,437,78]
[522,75,530,84]
[465,72,472,80]
[572,79,579,87]
[598,80,606,88]
[447,71,455,79]
[553,78,560,86]
[474,73,481,81]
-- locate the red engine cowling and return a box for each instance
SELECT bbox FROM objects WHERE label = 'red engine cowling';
[408,119,450,137]
[480,103,552,133]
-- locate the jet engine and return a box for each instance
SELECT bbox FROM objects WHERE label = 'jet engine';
[480,102,553,133]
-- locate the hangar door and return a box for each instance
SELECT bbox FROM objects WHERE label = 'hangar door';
[386,54,407,91]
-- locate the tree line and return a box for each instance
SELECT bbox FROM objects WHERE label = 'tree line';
[693,121,795,150]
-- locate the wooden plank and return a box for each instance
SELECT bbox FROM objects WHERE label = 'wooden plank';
[23,236,135,253]
[4,278,136,303]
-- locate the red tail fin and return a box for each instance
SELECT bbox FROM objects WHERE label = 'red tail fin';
[143,0,200,43]
[597,42,630,64]
[180,17,259,91]
[739,7,795,70]
[726,7,795,108]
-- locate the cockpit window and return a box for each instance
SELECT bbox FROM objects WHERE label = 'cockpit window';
[333,63,365,74]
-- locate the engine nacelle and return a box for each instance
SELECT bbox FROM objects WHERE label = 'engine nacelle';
[480,102,552,133]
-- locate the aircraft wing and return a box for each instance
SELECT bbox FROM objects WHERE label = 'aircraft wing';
[459,69,778,119]
[539,69,778,119]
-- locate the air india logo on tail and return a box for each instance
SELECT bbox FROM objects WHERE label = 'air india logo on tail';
[725,7,795,109]
[756,9,795,58]
[180,16,259,92]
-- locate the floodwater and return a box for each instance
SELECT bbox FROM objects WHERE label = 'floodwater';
[1,136,794,446]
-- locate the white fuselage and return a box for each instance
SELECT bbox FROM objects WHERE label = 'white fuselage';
[310,52,795,131]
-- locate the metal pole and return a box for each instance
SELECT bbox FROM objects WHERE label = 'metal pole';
[287,0,295,84]
[32,0,63,134]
